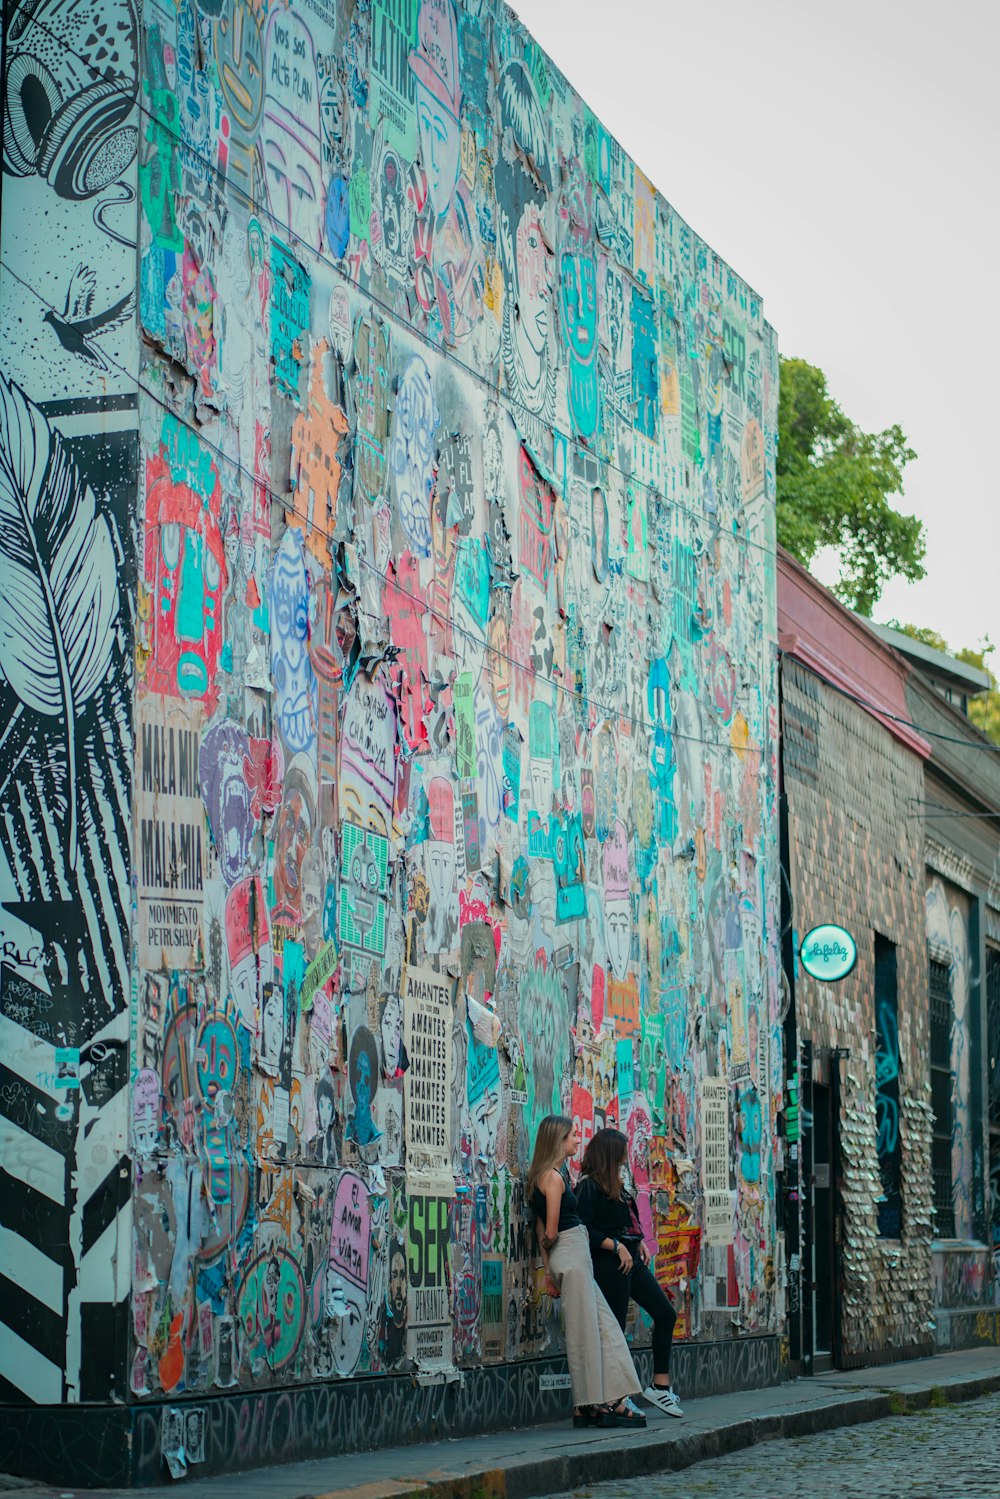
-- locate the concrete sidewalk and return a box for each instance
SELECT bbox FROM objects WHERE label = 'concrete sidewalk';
[7,1347,1000,1499]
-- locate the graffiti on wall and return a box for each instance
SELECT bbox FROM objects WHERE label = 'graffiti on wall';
[988,947,1000,1294]
[874,937,903,1238]
[1,0,782,1420]
[927,877,974,1239]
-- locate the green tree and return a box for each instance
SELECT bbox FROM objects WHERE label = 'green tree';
[891,624,1000,746]
[889,622,950,654]
[956,642,1000,745]
[777,357,925,615]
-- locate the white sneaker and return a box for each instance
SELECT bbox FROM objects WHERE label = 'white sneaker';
[643,1384,684,1417]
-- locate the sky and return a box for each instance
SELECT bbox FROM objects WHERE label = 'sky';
[511,0,999,658]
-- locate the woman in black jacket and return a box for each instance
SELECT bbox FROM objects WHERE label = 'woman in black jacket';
[576,1128,683,1417]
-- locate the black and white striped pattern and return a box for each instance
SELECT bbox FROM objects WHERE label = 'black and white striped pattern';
[0,413,136,1403]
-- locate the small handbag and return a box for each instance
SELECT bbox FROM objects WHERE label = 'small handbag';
[620,1193,644,1255]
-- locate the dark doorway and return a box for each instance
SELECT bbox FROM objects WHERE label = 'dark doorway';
[811,1081,837,1368]
[875,936,904,1237]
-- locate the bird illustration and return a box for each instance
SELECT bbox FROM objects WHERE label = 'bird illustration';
[44,264,135,371]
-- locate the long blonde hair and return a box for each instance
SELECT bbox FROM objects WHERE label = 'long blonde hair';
[526,1114,574,1201]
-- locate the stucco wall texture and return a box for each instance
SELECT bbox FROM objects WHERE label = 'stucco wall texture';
[0,0,781,1417]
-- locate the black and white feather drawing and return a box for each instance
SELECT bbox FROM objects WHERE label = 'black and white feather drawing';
[0,370,122,864]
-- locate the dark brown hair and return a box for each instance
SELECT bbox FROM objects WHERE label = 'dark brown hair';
[580,1127,627,1200]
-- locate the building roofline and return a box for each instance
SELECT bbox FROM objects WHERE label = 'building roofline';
[777,547,931,759]
[864,620,992,694]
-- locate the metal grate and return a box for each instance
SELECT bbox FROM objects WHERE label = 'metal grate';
[928,959,955,1238]
[929,960,952,1054]
[931,1155,955,1239]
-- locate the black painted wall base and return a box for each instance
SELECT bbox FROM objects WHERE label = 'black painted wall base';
[1,1336,786,1488]
[837,1340,935,1370]
[934,1308,1000,1352]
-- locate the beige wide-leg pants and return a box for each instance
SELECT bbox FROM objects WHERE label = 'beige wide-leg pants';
[548,1224,640,1407]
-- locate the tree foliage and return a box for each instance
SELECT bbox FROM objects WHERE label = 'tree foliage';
[890,622,949,654]
[776,357,925,615]
[891,623,1000,746]
[956,643,1000,746]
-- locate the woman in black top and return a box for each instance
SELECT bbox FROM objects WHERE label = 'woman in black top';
[576,1128,683,1417]
[527,1115,644,1427]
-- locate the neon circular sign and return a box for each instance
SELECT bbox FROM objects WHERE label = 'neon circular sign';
[799,924,858,983]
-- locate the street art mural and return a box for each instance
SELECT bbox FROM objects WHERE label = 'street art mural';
[927,876,975,1239]
[0,0,140,1406]
[0,0,781,1436]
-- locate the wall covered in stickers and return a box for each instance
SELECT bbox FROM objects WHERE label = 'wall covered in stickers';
[1,0,781,1440]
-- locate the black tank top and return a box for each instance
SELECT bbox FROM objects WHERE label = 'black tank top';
[531,1170,582,1234]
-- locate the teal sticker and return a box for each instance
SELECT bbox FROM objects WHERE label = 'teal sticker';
[349,165,371,243]
[799,924,857,983]
[55,1047,80,1089]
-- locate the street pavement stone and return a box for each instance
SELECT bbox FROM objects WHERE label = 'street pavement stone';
[560,1391,1000,1499]
[3,1350,999,1498]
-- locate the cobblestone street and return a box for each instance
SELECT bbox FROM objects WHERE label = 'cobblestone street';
[561,1391,1000,1499]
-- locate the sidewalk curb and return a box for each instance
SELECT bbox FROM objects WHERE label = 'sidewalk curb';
[311,1368,1000,1499]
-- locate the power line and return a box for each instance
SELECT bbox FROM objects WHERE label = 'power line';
[0,260,769,758]
[908,798,1000,820]
[14,25,996,765]
[10,234,996,773]
[16,9,778,562]
[779,651,1000,756]
[918,812,1000,821]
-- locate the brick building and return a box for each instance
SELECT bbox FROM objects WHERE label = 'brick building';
[778,550,934,1370]
[868,625,1000,1346]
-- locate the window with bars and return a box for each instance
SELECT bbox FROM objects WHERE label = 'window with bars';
[929,957,955,1238]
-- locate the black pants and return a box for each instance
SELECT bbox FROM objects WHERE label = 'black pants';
[593,1252,676,1378]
